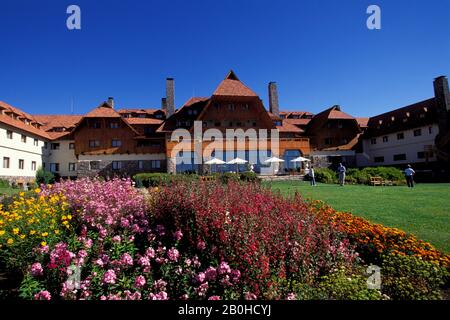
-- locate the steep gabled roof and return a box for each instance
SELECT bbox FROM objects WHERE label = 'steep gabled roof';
[212,70,258,97]
[34,115,83,131]
[85,102,121,118]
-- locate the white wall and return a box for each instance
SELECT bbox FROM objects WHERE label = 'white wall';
[46,140,78,177]
[357,124,438,167]
[78,153,166,162]
[0,124,46,181]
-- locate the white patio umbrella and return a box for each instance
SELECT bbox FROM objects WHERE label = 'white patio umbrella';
[264,156,285,175]
[290,156,311,162]
[226,157,248,173]
[204,157,226,173]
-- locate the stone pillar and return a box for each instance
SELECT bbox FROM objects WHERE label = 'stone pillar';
[167,157,176,174]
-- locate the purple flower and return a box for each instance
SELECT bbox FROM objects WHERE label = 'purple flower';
[197,240,206,251]
[103,269,117,285]
[149,291,168,300]
[286,293,297,300]
[208,295,221,300]
[30,262,43,277]
[112,236,121,243]
[145,247,155,259]
[205,267,217,281]
[138,255,150,267]
[231,269,241,282]
[167,248,180,262]
[135,275,146,288]
[245,292,257,300]
[195,272,206,284]
[34,290,51,300]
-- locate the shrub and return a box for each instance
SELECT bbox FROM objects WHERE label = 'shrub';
[239,172,260,183]
[0,189,73,271]
[35,167,55,185]
[133,173,200,188]
[0,179,10,188]
[381,253,449,300]
[360,167,404,183]
[314,168,337,184]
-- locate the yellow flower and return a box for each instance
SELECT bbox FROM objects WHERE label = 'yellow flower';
[34,188,41,194]
[19,234,26,239]
[30,230,36,235]
[67,215,72,220]
[41,241,47,246]
[13,228,19,235]
[41,232,49,237]
[54,230,60,235]
[0,230,5,236]
[7,238,14,245]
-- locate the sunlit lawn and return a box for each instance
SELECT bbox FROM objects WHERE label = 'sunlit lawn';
[266,181,450,253]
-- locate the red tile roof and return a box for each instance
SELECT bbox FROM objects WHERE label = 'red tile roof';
[85,103,121,118]
[124,118,164,125]
[276,120,304,133]
[213,71,258,97]
[34,115,82,131]
[356,117,369,128]
[284,118,311,126]
[0,111,50,140]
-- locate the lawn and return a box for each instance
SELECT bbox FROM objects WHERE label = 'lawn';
[266,181,450,253]
[0,187,19,197]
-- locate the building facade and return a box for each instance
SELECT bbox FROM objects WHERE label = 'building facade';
[1,72,449,185]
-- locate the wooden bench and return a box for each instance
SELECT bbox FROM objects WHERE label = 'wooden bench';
[370,176,384,186]
[200,176,215,182]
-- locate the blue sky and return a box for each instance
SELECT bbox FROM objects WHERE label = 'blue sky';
[0,0,449,117]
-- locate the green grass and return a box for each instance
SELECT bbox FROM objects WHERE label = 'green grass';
[265,181,450,253]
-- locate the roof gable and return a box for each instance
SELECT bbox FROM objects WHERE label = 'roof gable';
[212,70,258,97]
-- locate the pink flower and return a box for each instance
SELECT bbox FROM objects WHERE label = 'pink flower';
[138,255,150,267]
[120,253,133,266]
[195,272,206,283]
[286,293,296,300]
[34,290,51,300]
[135,275,146,288]
[112,236,121,243]
[208,295,221,300]
[103,269,117,284]
[245,292,257,300]
[197,240,206,250]
[149,291,168,300]
[30,262,43,277]
[145,247,155,259]
[218,261,231,275]
[173,230,183,241]
[167,248,180,262]
[231,269,241,282]
[205,267,217,281]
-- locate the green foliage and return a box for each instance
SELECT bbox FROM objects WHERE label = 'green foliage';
[360,167,405,184]
[35,167,55,185]
[314,168,337,184]
[239,172,261,183]
[19,273,44,300]
[0,179,10,188]
[133,173,200,188]
[380,253,448,300]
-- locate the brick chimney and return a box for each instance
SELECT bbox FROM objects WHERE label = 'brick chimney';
[107,97,114,108]
[268,82,280,117]
[433,76,450,134]
[166,78,175,117]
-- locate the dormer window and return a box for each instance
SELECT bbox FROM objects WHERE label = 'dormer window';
[391,116,395,121]
[274,121,282,126]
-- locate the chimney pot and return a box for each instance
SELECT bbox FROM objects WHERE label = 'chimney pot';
[107,97,115,108]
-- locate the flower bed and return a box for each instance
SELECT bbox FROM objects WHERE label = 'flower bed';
[0,178,448,300]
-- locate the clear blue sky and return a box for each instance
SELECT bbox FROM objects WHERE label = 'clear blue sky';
[0,0,449,117]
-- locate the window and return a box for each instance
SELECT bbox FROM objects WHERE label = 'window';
[341,138,348,144]
[374,156,384,163]
[31,161,37,171]
[244,104,249,110]
[382,136,389,143]
[151,160,161,169]
[138,160,144,170]
[3,157,10,169]
[397,133,404,140]
[324,138,333,145]
[413,129,422,137]
[214,103,220,110]
[44,142,48,149]
[111,140,122,147]
[429,126,433,134]
[6,130,12,139]
[110,122,119,129]
[393,154,406,161]
[112,161,122,170]
[228,104,235,111]
[144,127,153,136]
[274,121,282,126]
[69,143,75,150]
[90,161,100,170]
[214,121,221,127]
[338,121,343,129]
[21,135,27,143]
[34,138,39,146]
[51,143,60,150]
[417,152,425,159]
[89,140,100,148]
[93,122,101,129]
[68,163,76,171]
[19,159,24,170]
[50,163,60,172]
[371,138,377,145]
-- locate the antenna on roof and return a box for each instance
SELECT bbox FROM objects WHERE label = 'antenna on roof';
[70,96,74,115]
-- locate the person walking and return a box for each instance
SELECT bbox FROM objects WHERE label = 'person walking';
[337,163,346,186]
[404,164,416,188]
[309,166,317,186]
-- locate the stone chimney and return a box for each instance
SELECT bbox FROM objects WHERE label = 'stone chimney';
[166,78,175,117]
[161,98,167,112]
[433,76,450,134]
[268,82,280,117]
[107,97,114,109]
